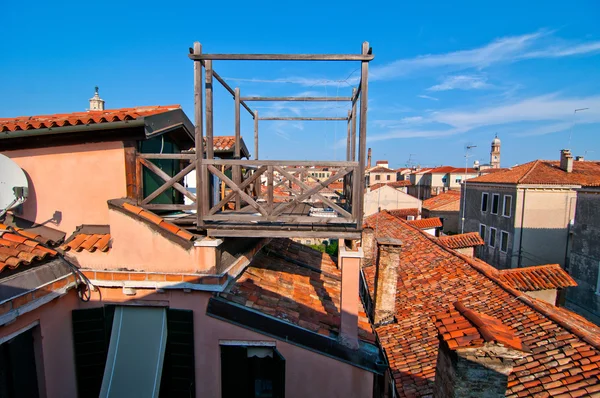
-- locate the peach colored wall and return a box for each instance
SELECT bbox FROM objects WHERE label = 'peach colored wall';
[524,288,557,305]
[82,288,374,398]
[0,291,80,398]
[5,142,128,236]
[68,208,217,273]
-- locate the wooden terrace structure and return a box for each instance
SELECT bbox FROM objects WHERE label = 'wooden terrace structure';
[136,42,373,239]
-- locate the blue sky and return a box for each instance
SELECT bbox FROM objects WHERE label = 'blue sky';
[1,0,599,168]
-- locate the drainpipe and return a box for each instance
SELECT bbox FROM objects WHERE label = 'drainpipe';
[517,188,527,268]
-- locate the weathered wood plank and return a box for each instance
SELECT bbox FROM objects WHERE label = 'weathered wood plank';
[207,229,361,239]
[141,204,196,211]
[124,141,137,199]
[135,157,144,205]
[258,117,348,121]
[351,88,357,162]
[234,87,242,210]
[188,53,374,61]
[142,162,197,205]
[267,165,274,215]
[138,153,196,160]
[203,159,359,167]
[207,165,269,216]
[240,96,352,102]
[356,42,370,223]
[254,110,259,160]
[208,166,267,215]
[193,42,204,226]
[138,158,197,202]
[202,214,356,224]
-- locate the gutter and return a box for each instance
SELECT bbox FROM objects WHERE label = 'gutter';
[0,119,146,140]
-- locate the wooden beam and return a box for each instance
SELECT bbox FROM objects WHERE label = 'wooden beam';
[356,42,369,223]
[205,60,214,160]
[234,87,242,210]
[193,42,204,226]
[240,96,352,102]
[258,117,348,121]
[142,162,197,205]
[203,159,359,167]
[135,157,144,205]
[267,166,274,215]
[351,82,362,105]
[254,110,259,159]
[138,158,197,202]
[211,69,254,117]
[351,88,357,162]
[137,154,196,160]
[346,110,351,162]
[207,165,269,216]
[207,229,361,239]
[208,166,267,215]
[124,141,137,200]
[188,53,374,61]
[142,204,196,211]
[202,214,355,224]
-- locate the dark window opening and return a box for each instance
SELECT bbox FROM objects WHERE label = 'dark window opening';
[503,196,512,217]
[501,231,509,252]
[386,175,391,181]
[72,306,195,398]
[479,224,486,241]
[0,327,40,398]
[489,228,497,248]
[481,193,489,212]
[491,194,500,214]
[375,175,380,181]
[221,345,285,398]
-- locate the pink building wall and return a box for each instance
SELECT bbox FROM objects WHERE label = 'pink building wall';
[5,142,128,236]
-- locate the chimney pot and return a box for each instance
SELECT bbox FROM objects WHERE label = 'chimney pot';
[373,237,401,325]
[560,149,573,173]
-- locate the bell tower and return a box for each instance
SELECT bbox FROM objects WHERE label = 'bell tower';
[89,86,105,111]
[490,134,501,169]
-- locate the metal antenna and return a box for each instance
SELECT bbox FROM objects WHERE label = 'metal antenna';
[461,145,477,234]
[568,108,589,149]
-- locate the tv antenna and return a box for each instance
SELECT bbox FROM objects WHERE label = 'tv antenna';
[0,154,29,218]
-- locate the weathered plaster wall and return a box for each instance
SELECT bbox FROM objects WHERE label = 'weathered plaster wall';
[524,289,557,305]
[5,142,128,236]
[364,185,422,217]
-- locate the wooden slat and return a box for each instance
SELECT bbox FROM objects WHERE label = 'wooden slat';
[193,42,204,226]
[208,166,267,215]
[202,214,355,224]
[138,158,196,202]
[258,117,348,121]
[254,110,259,160]
[207,165,269,216]
[203,159,358,167]
[351,88,357,162]
[124,141,137,200]
[240,96,352,102]
[267,166,274,215]
[135,157,144,205]
[211,70,254,117]
[142,162,197,205]
[351,81,362,105]
[356,41,369,223]
[234,87,242,210]
[346,110,351,161]
[142,204,196,211]
[207,229,361,239]
[205,60,214,160]
[137,154,196,160]
[188,53,374,61]
[272,166,353,218]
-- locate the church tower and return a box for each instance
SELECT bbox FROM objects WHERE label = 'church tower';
[89,86,105,111]
[490,135,501,169]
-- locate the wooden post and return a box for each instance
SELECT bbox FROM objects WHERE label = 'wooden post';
[234,87,242,210]
[193,42,205,226]
[254,110,259,160]
[355,42,369,223]
[135,156,144,204]
[346,110,351,161]
[351,88,357,162]
[204,59,214,214]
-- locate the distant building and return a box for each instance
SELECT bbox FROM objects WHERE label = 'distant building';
[363,184,421,217]
[461,149,600,270]
[422,190,461,234]
[407,166,478,200]
[365,160,397,187]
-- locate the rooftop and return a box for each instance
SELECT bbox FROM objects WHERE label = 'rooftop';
[369,181,412,191]
[407,217,443,229]
[422,190,461,211]
[468,159,600,186]
[437,232,485,249]
[496,264,577,292]
[388,208,420,220]
[369,166,396,173]
[363,211,600,397]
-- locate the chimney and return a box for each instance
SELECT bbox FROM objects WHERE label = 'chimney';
[367,148,372,169]
[373,237,401,325]
[576,155,585,161]
[361,227,376,268]
[433,302,530,398]
[560,149,573,173]
[89,86,105,111]
[338,243,364,350]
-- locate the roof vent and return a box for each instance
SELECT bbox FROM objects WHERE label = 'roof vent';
[407,215,415,221]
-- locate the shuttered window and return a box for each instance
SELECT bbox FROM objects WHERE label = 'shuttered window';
[0,327,40,398]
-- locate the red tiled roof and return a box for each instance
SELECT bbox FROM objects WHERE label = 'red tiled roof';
[61,233,111,253]
[407,217,442,229]
[118,202,195,241]
[388,208,420,220]
[370,181,412,191]
[422,190,461,211]
[437,232,484,249]
[0,231,57,273]
[0,105,180,133]
[220,239,375,343]
[434,301,527,352]
[362,211,600,397]
[468,160,600,186]
[497,264,577,291]
[369,166,396,173]
[428,166,479,174]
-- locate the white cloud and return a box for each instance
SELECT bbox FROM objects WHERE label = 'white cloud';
[427,75,491,91]
[418,94,439,101]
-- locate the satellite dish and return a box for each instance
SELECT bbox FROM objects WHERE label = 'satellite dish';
[0,154,29,214]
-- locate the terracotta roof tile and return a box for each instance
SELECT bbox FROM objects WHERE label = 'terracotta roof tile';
[0,231,57,273]
[370,181,412,191]
[468,160,600,187]
[220,239,375,343]
[497,264,577,291]
[422,190,461,211]
[0,105,180,133]
[119,202,195,241]
[369,166,396,173]
[407,217,442,229]
[61,232,111,253]
[388,208,420,220]
[362,210,600,397]
[438,232,485,249]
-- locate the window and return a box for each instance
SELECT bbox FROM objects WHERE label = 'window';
[491,194,500,214]
[479,224,486,241]
[489,227,497,248]
[221,344,285,398]
[442,177,447,183]
[375,175,381,181]
[0,326,40,398]
[481,193,489,212]
[500,231,509,252]
[503,195,512,217]
[72,306,195,398]
[386,175,391,181]
[455,177,462,183]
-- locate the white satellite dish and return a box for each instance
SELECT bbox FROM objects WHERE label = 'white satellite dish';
[0,154,29,216]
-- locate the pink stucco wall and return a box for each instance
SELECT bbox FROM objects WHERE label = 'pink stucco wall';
[5,142,128,236]
[69,208,217,273]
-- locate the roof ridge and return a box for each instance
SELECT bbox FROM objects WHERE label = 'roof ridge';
[392,214,600,351]
[517,160,541,184]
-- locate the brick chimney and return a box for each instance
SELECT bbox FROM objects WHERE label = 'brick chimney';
[560,149,573,173]
[373,237,401,325]
[367,148,372,169]
[432,302,530,398]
